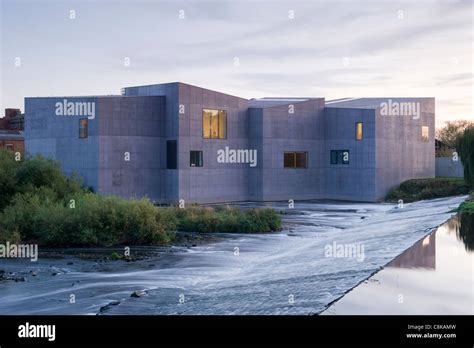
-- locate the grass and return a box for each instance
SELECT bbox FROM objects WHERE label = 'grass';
[386,177,470,203]
[458,194,474,215]
[173,205,282,233]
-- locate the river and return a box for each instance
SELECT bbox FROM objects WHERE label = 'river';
[0,196,466,315]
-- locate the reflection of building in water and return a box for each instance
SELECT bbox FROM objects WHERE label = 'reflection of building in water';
[387,233,436,270]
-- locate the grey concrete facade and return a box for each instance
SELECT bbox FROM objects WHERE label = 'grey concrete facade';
[25,83,436,203]
[435,157,464,178]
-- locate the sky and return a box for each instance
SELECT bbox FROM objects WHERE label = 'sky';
[1,0,472,127]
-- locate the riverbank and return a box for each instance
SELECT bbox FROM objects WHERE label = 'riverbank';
[386,177,469,203]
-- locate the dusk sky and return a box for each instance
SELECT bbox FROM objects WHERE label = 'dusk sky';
[1,0,472,127]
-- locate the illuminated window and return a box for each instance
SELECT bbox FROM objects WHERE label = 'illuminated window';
[330,150,350,165]
[356,122,363,140]
[79,119,88,138]
[284,152,308,168]
[190,151,203,167]
[422,126,429,142]
[203,109,227,139]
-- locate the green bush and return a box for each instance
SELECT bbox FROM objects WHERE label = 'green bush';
[15,154,84,201]
[0,149,21,210]
[386,178,470,202]
[0,150,281,247]
[173,206,281,233]
[0,191,175,247]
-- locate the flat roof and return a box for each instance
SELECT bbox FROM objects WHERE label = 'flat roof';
[325,97,434,109]
[249,98,311,108]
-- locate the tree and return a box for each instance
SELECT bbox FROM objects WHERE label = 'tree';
[456,126,474,188]
[437,120,474,148]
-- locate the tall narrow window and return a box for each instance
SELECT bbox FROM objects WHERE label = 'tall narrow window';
[203,109,227,139]
[330,150,338,164]
[356,122,363,140]
[190,151,203,167]
[79,118,88,138]
[167,140,177,169]
[422,126,429,142]
[284,152,308,168]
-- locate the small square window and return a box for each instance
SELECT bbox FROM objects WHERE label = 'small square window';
[190,151,203,167]
[284,152,307,168]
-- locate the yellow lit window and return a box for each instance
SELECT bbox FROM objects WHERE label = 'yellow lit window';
[356,122,363,140]
[203,109,227,139]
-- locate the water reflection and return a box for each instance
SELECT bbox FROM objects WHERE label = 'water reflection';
[454,214,474,252]
[387,233,436,270]
[322,215,474,315]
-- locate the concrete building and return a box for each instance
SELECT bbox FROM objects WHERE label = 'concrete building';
[25,82,435,203]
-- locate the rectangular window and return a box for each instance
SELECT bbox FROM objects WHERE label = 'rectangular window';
[356,122,363,141]
[203,108,227,139]
[330,150,350,165]
[190,151,203,167]
[5,144,13,151]
[284,152,308,168]
[79,119,88,138]
[167,140,177,169]
[422,126,429,142]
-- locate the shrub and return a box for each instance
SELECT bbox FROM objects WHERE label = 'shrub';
[0,149,21,210]
[174,206,281,233]
[386,178,470,202]
[15,154,84,200]
[0,191,175,247]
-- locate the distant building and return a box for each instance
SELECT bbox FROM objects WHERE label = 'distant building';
[25,82,435,203]
[0,130,24,154]
[0,108,24,131]
[0,109,24,153]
